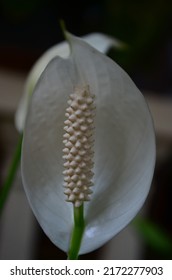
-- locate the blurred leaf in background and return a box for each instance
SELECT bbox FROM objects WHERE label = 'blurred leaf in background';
[134,217,172,259]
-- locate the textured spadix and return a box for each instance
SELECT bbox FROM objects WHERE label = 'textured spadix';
[22,32,155,254]
[63,86,95,207]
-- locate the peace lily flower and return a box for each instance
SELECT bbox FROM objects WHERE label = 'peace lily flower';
[21,31,155,259]
[15,33,121,132]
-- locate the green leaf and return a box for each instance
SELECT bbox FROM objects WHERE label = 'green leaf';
[0,134,23,214]
[133,216,172,256]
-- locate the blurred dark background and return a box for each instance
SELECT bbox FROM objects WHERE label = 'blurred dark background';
[0,0,172,260]
[1,0,172,93]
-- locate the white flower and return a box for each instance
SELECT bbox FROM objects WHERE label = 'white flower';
[21,32,155,255]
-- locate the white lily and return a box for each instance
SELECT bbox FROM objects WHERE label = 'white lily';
[15,33,121,132]
[21,32,155,258]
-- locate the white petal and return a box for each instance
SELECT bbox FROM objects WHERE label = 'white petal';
[82,32,122,53]
[21,33,155,254]
[15,33,119,132]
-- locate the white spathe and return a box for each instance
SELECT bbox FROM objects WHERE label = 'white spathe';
[21,33,155,255]
[15,33,121,132]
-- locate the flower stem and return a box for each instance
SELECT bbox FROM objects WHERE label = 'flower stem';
[0,134,23,215]
[67,204,85,260]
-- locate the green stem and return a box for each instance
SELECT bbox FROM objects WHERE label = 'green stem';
[68,204,85,260]
[0,134,23,215]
